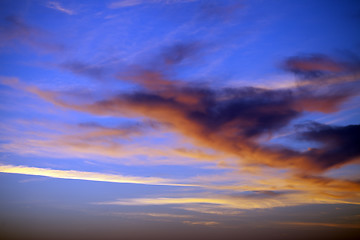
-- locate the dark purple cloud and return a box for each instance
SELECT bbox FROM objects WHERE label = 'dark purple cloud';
[298,122,360,169]
[60,61,108,80]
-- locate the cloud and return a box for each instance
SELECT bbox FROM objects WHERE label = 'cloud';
[277,221,360,229]
[109,0,197,9]
[109,0,145,8]
[61,90,357,170]
[138,213,193,218]
[76,121,157,138]
[89,161,360,212]
[46,1,76,15]
[97,197,236,206]
[118,67,178,91]
[0,15,38,45]
[283,54,347,78]
[94,173,360,210]
[255,173,360,203]
[230,190,291,199]
[176,206,243,215]
[0,15,65,52]
[296,122,360,169]
[2,118,359,211]
[22,48,360,172]
[56,41,203,83]
[4,34,359,173]
[158,41,203,66]
[0,112,222,165]
[3,116,359,207]
[117,41,204,90]
[0,164,196,187]
[183,221,219,226]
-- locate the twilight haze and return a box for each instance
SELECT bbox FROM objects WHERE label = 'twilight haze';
[0,0,360,239]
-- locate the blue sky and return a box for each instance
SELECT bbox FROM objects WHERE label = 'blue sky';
[1,0,360,239]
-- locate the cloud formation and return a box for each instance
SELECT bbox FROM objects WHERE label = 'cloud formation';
[109,0,197,9]
[278,221,360,229]
[1,1,360,237]
[0,15,65,52]
[46,1,76,15]
[183,221,219,226]
[95,188,359,211]
[0,164,195,187]
[20,48,360,173]
[59,61,109,80]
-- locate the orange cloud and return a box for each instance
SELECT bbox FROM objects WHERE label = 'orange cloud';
[4,45,360,174]
[183,221,219,226]
[15,66,360,173]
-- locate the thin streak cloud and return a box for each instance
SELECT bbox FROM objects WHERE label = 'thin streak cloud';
[278,222,360,229]
[46,1,76,15]
[0,164,196,187]
[183,221,219,226]
[0,15,65,52]
[109,0,197,9]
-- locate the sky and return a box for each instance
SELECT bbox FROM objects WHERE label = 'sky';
[0,0,360,239]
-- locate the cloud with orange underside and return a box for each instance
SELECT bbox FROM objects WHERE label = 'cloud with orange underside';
[3,41,360,173]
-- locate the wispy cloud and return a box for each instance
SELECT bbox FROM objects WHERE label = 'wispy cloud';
[59,61,108,80]
[109,0,197,9]
[0,15,65,52]
[92,168,360,211]
[2,163,358,214]
[113,212,194,219]
[109,0,143,8]
[277,221,360,229]
[27,49,360,172]
[176,206,243,215]
[96,197,238,207]
[0,118,221,166]
[94,192,360,211]
[46,1,76,15]
[15,36,359,172]
[183,220,219,226]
